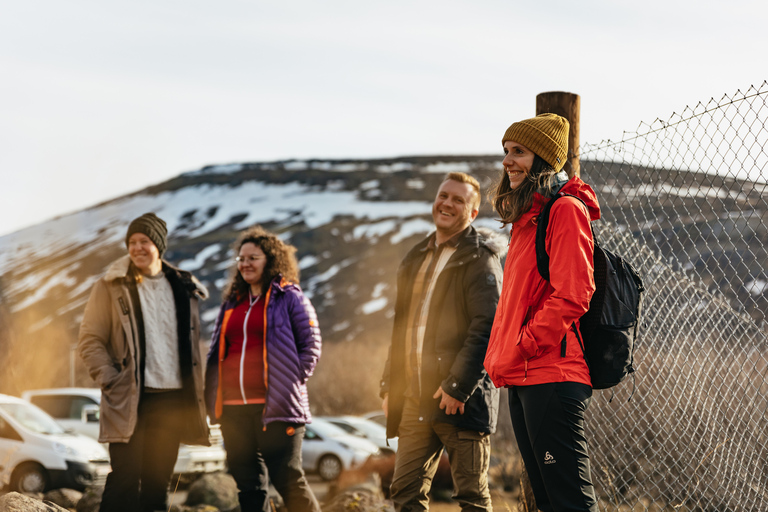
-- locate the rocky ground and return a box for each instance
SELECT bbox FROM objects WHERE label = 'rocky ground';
[0,472,520,512]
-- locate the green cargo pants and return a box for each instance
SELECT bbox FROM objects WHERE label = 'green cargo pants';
[390,397,492,512]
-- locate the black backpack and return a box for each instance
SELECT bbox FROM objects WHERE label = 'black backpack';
[536,192,644,392]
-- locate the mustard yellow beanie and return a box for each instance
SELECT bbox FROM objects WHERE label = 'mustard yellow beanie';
[502,113,569,171]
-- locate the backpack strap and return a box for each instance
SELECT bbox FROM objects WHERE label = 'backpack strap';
[535,192,592,282]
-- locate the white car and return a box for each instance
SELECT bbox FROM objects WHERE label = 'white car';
[302,418,380,481]
[361,410,387,428]
[0,394,110,493]
[321,415,397,456]
[22,388,226,479]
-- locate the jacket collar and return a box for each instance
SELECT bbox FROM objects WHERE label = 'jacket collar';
[407,224,506,263]
[268,274,297,293]
[103,254,209,299]
[518,176,601,228]
[104,255,132,282]
[421,226,470,252]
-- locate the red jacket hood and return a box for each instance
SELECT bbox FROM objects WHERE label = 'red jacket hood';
[557,176,601,222]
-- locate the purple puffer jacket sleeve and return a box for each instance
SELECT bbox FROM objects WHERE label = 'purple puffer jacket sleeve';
[262,280,322,425]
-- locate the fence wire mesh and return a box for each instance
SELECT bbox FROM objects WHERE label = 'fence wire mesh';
[578,81,768,511]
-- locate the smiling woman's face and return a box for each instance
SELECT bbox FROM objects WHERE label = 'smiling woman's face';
[237,242,267,291]
[127,233,161,275]
[502,140,535,190]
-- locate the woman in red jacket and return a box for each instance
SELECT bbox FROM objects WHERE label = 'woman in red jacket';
[484,114,599,511]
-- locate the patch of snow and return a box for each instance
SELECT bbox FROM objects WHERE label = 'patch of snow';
[58,297,88,315]
[745,279,768,296]
[353,220,397,240]
[423,162,471,174]
[201,308,220,323]
[473,217,506,233]
[11,272,78,312]
[361,297,388,314]
[299,255,319,269]
[304,258,356,297]
[332,163,367,172]
[360,180,380,190]
[30,316,53,332]
[406,179,425,189]
[332,320,351,332]
[623,182,747,202]
[216,258,235,271]
[68,275,99,300]
[310,262,344,283]
[390,219,434,244]
[178,244,222,272]
[376,162,413,173]
[372,283,387,298]
[201,164,244,175]
[284,161,308,171]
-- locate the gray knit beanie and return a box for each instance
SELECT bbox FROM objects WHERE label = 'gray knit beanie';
[125,213,168,256]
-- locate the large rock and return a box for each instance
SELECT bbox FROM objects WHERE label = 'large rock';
[0,492,69,511]
[44,489,82,509]
[185,472,239,512]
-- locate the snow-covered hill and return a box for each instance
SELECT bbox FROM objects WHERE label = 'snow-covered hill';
[1,155,765,406]
[0,156,505,398]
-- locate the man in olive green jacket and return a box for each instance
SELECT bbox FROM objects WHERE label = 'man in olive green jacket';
[380,174,503,511]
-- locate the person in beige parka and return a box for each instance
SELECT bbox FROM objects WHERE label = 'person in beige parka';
[78,213,209,512]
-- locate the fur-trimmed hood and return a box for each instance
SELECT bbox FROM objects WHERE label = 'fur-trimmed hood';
[476,226,508,258]
[103,254,208,300]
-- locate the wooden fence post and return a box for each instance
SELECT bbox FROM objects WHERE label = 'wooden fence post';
[536,91,580,178]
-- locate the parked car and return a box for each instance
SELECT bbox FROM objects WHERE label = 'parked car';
[321,415,397,456]
[0,394,110,493]
[302,418,380,481]
[22,388,226,480]
[361,410,387,428]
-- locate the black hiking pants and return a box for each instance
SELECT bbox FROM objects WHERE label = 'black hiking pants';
[220,404,320,512]
[100,390,184,512]
[509,382,598,512]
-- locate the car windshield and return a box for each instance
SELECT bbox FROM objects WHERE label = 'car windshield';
[0,402,65,435]
[343,418,386,437]
[308,419,350,438]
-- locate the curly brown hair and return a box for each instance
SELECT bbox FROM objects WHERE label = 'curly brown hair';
[223,226,300,301]
[489,154,558,226]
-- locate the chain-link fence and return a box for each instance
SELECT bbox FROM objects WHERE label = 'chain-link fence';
[578,81,768,510]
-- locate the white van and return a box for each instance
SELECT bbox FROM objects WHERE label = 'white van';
[0,394,110,493]
[22,388,226,479]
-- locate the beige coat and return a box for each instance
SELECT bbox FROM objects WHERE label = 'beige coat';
[78,255,210,444]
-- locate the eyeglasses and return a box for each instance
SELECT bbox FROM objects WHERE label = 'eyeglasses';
[236,255,262,264]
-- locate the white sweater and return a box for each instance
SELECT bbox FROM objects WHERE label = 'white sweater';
[137,273,182,390]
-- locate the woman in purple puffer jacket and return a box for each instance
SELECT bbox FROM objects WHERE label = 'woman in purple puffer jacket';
[205,226,322,512]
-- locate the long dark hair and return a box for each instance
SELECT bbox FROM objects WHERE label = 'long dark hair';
[223,226,300,301]
[490,155,559,226]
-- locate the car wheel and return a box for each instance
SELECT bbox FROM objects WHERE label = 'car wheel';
[317,454,342,481]
[11,462,49,493]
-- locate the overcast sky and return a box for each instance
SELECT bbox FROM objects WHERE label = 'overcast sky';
[0,0,765,237]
